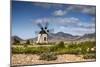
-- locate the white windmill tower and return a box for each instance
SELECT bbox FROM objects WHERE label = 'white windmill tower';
[36,22,53,44]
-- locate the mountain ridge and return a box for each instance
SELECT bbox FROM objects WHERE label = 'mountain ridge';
[12,32,95,42]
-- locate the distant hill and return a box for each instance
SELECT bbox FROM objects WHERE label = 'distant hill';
[11,32,96,42]
[76,33,95,40]
[11,36,23,43]
[47,32,79,42]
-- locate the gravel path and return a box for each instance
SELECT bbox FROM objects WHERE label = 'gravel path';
[12,54,95,66]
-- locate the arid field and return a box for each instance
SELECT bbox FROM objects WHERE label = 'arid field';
[11,41,96,66]
[12,54,95,66]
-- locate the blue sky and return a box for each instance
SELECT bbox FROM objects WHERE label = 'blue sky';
[12,1,96,39]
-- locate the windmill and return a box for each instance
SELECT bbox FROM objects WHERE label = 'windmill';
[35,22,53,44]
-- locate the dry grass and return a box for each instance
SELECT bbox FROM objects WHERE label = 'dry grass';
[12,54,95,66]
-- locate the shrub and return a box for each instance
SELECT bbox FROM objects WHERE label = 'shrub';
[26,40,30,44]
[66,41,96,55]
[49,45,59,52]
[13,39,20,45]
[12,41,96,55]
[12,47,41,54]
[57,41,65,48]
[12,46,51,54]
[24,44,28,47]
[36,43,48,45]
[83,53,96,59]
[39,52,57,61]
[63,48,81,55]
[37,46,50,54]
[49,42,66,53]
[12,47,25,54]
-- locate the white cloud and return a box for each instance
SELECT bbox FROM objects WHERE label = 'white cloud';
[53,10,67,16]
[66,5,96,16]
[33,17,95,35]
[34,17,95,29]
[34,17,80,26]
[33,2,95,16]
[52,5,95,16]
[82,6,96,16]
[56,26,95,36]
[35,18,48,23]
[77,22,95,29]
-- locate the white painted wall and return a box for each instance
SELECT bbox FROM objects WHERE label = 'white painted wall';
[36,34,48,43]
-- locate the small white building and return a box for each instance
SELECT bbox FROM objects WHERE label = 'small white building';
[36,30,48,43]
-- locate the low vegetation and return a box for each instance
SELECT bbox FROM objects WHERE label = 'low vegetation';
[83,53,96,59]
[12,41,96,60]
[39,52,57,61]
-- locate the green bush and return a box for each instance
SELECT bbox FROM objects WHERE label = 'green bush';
[83,53,96,59]
[12,38,20,45]
[60,48,81,55]
[49,45,59,52]
[36,43,48,45]
[57,41,65,48]
[24,44,28,47]
[12,46,51,54]
[24,47,39,54]
[12,47,42,54]
[39,52,57,61]
[66,41,96,55]
[12,47,25,54]
[37,46,50,54]
[12,41,96,55]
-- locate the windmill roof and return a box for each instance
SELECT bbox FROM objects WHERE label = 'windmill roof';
[39,30,47,34]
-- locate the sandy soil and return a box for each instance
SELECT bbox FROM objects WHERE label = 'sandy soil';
[12,54,95,66]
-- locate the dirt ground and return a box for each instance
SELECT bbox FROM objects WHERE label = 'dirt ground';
[11,54,95,66]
